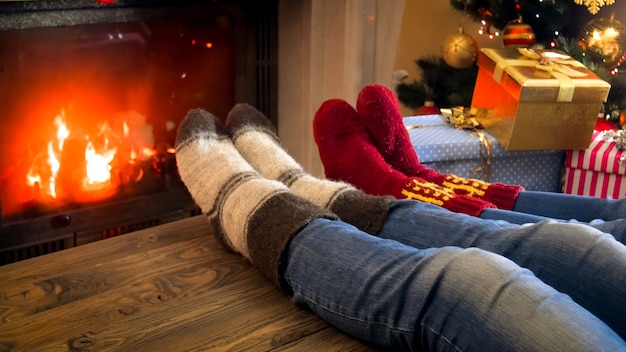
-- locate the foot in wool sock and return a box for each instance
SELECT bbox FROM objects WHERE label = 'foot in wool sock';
[356,83,427,177]
[175,108,335,286]
[356,83,524,210]
[226,103,393,235]
[313,99,496,217]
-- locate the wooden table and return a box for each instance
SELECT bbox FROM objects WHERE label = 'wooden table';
[0,216,378,351]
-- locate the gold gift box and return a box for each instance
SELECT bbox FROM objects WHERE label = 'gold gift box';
[471,48,611,150]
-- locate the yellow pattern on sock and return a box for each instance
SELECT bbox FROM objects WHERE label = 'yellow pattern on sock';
[400,179,456,207]
[441,175,489,197]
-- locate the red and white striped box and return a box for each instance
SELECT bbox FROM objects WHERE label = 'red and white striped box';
[563,130,626,199]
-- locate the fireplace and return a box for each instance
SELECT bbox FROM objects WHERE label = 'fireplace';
[0,0,278,264]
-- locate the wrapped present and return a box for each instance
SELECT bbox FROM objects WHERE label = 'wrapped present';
[405,115,565,192]
[563,130,626,199]
[471,48,611,151]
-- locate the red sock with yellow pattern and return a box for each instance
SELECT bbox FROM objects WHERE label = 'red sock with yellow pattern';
[313,98,496,216]
[356,83,523,210]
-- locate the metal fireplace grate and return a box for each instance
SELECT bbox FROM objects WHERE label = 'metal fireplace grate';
[1,238,68,265]
[1,188,201,266]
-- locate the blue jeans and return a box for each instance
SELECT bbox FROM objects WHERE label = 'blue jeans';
[513,190,626,221]
[478,192,626,240]
[281,201,626,351]
[479,207,626,240]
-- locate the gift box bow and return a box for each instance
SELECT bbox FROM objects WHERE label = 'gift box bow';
[566,130,626,175]
[485,48,591,102]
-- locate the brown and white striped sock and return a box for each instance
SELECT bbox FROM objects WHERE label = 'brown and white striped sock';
[175,108,335,287]
[226,103,393,235]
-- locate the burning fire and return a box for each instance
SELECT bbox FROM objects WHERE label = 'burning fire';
[24,109,147,204]
[26,111,70,199]
[84,133,117,189]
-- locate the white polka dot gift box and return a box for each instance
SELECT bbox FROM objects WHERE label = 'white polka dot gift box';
[404,114,565,192]
[563,130,626,199]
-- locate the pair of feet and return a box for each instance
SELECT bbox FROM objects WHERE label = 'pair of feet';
[312,84,524,215]
[175,104,392,286]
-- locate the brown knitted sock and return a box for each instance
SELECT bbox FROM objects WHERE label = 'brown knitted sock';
[175,108,336,287]
[226,103,393,235]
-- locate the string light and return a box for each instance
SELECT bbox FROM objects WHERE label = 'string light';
[477,8,500,39]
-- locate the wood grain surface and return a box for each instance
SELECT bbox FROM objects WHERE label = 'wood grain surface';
[0,216,378,351]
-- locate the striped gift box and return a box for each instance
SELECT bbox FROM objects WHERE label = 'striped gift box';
[563,130,626,199]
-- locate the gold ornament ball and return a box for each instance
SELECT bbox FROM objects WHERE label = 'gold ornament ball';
[442,30,478,69]
[578,15,625,66]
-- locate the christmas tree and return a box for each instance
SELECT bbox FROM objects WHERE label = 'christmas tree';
[397,0,626,126]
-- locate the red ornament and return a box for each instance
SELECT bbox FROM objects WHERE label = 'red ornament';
[595,118,617,131]
[502,18,536,48]
[414,101,440,116]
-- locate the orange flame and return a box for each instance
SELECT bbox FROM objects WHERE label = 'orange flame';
[26,111,69,199]
[84,139,117,189]
[25,111,124,202]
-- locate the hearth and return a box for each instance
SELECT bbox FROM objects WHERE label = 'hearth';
[0,0,277,264]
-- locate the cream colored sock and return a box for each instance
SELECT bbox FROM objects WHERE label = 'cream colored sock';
[175,108,334,286]
[226,103,393,235]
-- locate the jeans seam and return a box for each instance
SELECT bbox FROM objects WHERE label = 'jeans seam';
[298,287,464,352]
[421,323,463,352]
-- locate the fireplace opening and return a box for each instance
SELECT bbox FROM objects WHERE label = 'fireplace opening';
[0,0,277,264]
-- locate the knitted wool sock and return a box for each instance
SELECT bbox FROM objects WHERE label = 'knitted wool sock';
[313,99,496,217]
[356,83,524,210]
[175,108,335,287]
[226,103,393,235]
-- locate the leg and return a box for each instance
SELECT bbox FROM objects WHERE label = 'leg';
[175,108,335,286]
[480,207,626,243]
[480,206,556,224]
[283,217,626,351]
[377,200,626,338]
[514,190,626,221]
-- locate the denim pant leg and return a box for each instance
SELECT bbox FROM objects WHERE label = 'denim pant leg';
[513,190,626,221]
[281,218,626,352]
[480,207,626,243]
[377,200,626,339]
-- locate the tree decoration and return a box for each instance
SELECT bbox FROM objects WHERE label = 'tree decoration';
[503,17,536,47]
[578,14,625,67]
[574,0,616,15]
[477,8,500,39]
[450,0,571,43]
[442,27,479,69]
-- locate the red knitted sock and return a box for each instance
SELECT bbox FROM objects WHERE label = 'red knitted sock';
[356,84,524,210]
[355,83,427,176]
[313,99,496,216]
